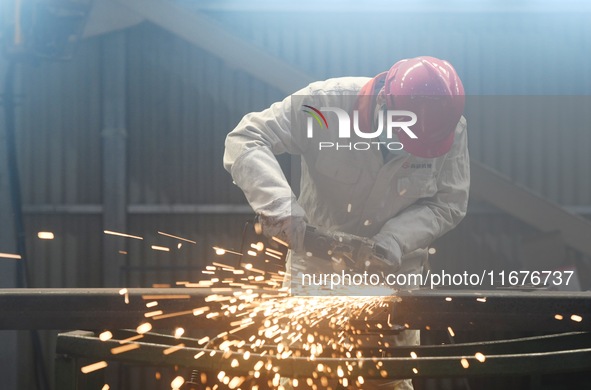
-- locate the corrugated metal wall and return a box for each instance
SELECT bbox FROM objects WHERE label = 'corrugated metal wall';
[125,24,285,205]
[18,40,103,205]
[204,11,591,94]
[466,96,591,206]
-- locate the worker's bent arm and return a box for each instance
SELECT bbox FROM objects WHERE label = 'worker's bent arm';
[378,118,470,256]
[223,94,307,219]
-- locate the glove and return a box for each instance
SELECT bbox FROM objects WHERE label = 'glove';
[371,232,403,273]
[257,201,307,252]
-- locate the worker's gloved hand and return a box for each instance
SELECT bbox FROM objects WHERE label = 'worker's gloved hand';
[257,201,307,252]
[370,232,403,273]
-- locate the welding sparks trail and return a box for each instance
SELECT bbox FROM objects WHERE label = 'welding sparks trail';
[81,361,108,374]
[157,231,197,244]
[133,280,397,386]
[447,326,456,338]
[37,231,55,240]
[174,327,185,338]
[99,331,113,341]
[111,343,140,355]
[119,288,129,304]
[104,230,144,240]
[213,247,243,256]
[167,278,397,386]
[170,376,185,389]
[151,245,170,252]
[163,343,185,355]
[112,239,421,388]
[136,323,152,334]
[119,334,143,344]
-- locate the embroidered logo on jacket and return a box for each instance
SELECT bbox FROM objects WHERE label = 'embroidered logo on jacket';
[402,162,432,169]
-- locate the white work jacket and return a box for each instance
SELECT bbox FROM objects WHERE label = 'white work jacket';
[224,77,470,273]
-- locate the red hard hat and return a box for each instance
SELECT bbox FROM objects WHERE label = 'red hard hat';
[383,56,465,158]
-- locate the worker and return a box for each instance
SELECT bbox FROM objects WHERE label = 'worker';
[224,56,469,389]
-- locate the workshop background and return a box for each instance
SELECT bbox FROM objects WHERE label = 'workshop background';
[1,1,591,389]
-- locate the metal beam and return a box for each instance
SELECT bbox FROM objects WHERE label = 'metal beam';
[22,204,103,214]
[1,288,590,332]
[114,0,314,94]
[83,0,143,38]
[18,203,591,216]
[21,204,253,214]
[56,329,591,379]
[185,0,591,14]
[102,32,128,287]
[127,204,253,214]
[470,159,591,258]
[0,58,19,390]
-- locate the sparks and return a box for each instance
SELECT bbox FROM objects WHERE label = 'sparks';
[163,343,185,355]
[37,231,55,240]
[104,230,143,240]
[157,231,197,244]
[136,323,152,334]
[251,242,265,251]
[81,361,108,374]
[111,343,140,355]
[194,351,205,360]
[119,288,129,304]
[153,310,194,320]
[111,241,405,386]
[213,247,242,256]
[141,294,191,300]
[447,326,455,337]
[170,376,185,389]
[119,334,143,344]
[271,236,289,247]
[99,331,113,341]
[475,352,486,362]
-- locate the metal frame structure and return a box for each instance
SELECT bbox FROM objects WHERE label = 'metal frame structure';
[0,288,589,387]
[1,288,590,331]
[54,330,591,388]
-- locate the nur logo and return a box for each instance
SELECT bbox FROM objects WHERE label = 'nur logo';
[302,105,418,151]
[302,105,328,130]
